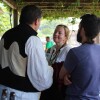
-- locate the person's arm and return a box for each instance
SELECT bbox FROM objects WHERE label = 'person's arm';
[45,42,49,52]
[59,65,67,80]
[59,49,77,85]
[59,65,72,85]
[25,36,53,91]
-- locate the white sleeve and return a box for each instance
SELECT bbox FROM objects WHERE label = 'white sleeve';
[25,36,53,91]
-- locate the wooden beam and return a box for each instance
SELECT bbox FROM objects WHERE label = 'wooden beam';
[18,2,100,10]
[3,0,17,9]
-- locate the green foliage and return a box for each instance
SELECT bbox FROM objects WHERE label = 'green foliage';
[40,19,65,36]
[14,0,100,19]
[41,1,100,19]
[0,2,11,36]
[71,18,76,25]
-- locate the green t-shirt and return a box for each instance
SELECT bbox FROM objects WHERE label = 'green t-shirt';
[46,41,54,49]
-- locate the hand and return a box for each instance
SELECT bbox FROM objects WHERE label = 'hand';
[64,74,72,85]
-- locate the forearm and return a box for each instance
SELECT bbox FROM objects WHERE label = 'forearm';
[59,65,72,85]
[59,65,67,80]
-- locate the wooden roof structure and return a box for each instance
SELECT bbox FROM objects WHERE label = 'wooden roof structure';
[18,0,100,10]
[2,0,100,25]
[3,0,100,16]
[2,0,100,43]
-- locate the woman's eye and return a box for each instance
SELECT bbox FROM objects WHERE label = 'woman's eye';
[58,32,62,34]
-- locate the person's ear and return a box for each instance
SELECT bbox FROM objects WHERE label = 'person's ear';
[81,27,85,37]
[34,19,38,25]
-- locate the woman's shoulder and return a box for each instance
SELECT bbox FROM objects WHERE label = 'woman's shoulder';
[62,44,72,51]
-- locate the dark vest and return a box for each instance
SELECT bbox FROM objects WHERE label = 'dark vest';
[0,24,39,92]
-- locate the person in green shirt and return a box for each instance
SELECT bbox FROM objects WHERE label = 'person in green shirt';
[45,36,54,52]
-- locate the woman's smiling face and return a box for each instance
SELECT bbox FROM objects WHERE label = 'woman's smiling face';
[53,26,67,45]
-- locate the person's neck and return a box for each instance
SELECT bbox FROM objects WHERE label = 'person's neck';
[29,24,37,31]
[56,43,66,51]
[82,36,88,44]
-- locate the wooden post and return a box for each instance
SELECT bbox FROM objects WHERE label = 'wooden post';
[13,9,18,27]
[3,0,17,9]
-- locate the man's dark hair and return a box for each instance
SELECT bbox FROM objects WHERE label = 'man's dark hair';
[46,36,50,39]
[19,5,42,24]
[80,14,99,43]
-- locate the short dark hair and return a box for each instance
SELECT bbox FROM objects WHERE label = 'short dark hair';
[19,5,42,24]
[80,14,99,43]
[46,36,50,39]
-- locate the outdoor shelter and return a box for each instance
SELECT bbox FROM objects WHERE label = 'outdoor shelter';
[2,0,100,25]
[2,0,100,43]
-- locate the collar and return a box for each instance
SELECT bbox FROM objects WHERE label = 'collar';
[19,24,38,36]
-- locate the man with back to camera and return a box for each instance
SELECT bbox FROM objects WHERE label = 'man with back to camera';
[59,14,100,100]
[0,5,53,100]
